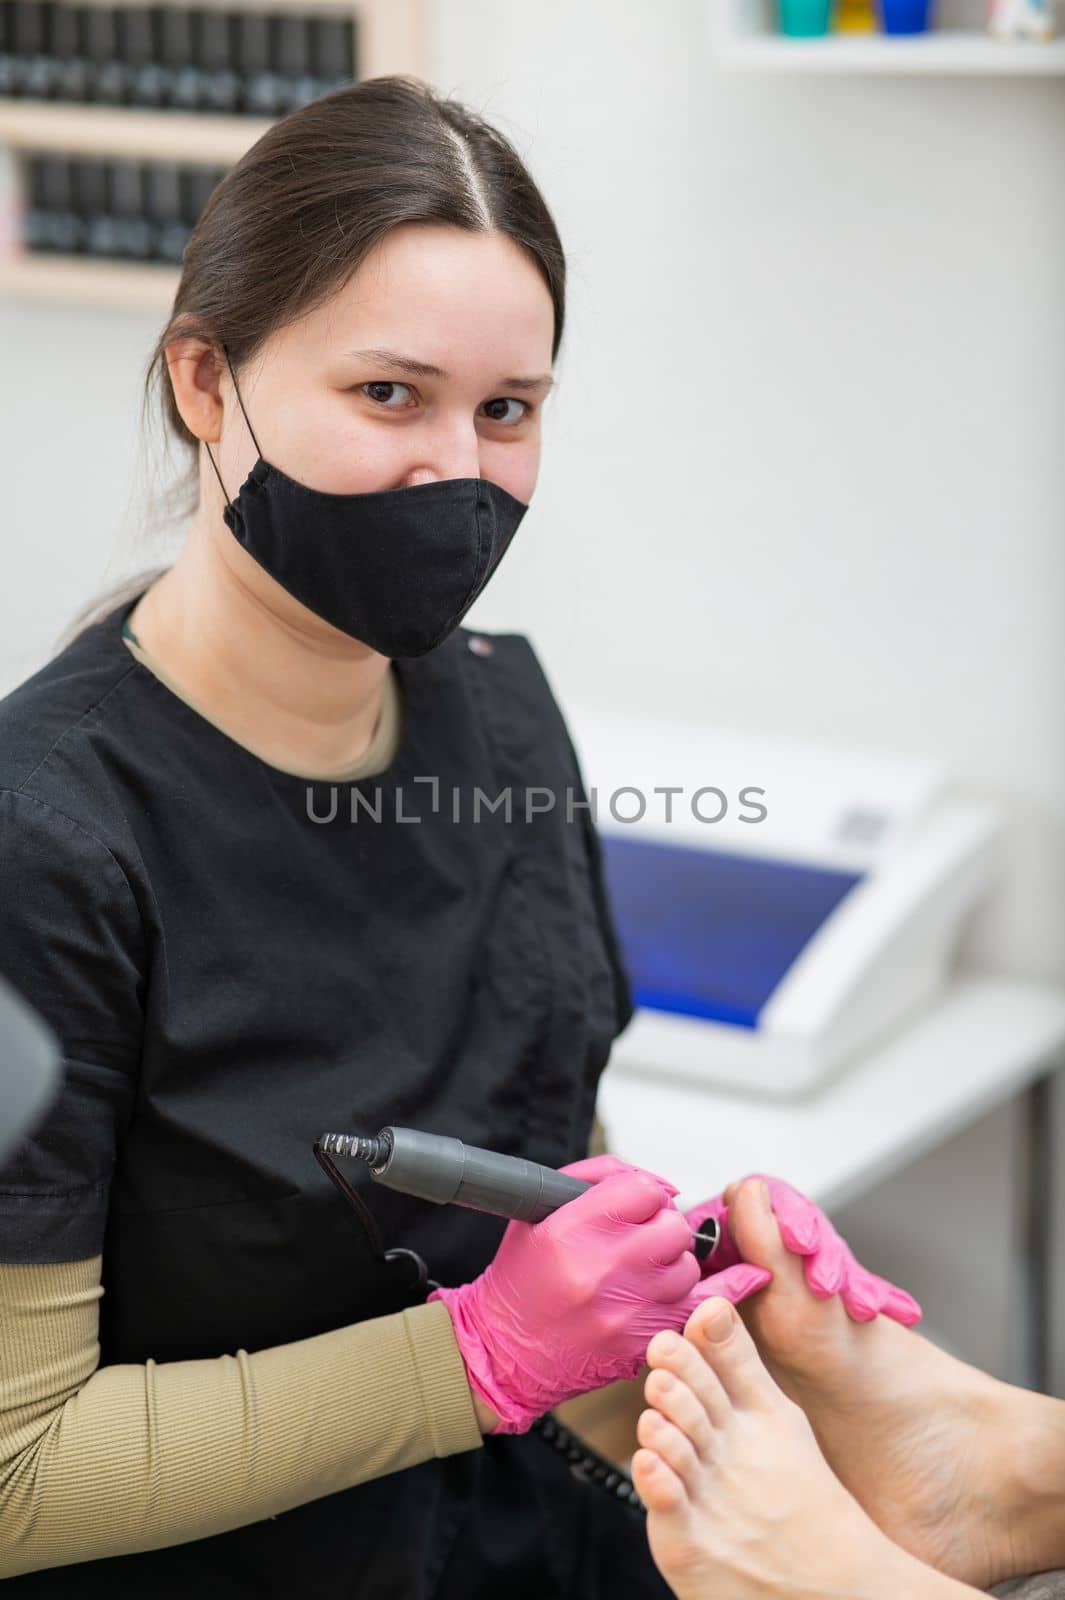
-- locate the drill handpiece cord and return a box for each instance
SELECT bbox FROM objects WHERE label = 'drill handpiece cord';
[317,1126,719,1258]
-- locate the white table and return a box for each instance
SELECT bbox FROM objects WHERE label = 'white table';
[596,975,1065,1388]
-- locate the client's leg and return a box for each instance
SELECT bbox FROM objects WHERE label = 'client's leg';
[630,1298,980,1600]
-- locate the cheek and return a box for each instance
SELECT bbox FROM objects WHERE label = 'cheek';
[487,438,540,506]
[286,413,409,494]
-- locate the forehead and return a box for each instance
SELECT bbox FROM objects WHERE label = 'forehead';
[307,224,555,372]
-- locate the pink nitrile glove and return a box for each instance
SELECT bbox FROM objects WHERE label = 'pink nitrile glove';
[684,1173,922,1326]
[428,1154,772,1435]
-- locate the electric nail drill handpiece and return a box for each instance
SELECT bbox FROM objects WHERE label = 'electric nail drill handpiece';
[315,1125,720,1263]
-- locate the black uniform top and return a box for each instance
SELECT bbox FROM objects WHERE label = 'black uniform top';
[0,589,673,1599]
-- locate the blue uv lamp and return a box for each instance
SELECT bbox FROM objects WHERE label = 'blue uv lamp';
[574,715,1003,1098]
[599,834,862,1031]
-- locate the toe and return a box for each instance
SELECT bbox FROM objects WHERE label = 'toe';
[644,1366,716,1462]
[685,1296,782,1412]
[631,1447,687,1514]
[647,1328,731,1429]
[636,1408,702,1486]
[729,1178,807,1290]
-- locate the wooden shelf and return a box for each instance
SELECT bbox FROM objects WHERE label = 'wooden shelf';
[0,99,273,162]
[0,252,180,308]
[0,0,429,304]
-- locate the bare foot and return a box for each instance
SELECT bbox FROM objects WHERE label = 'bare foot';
[722,1176,1045,1591]
[630,1297,975,1600]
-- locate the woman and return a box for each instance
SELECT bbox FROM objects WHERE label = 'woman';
[0,76,914,1596]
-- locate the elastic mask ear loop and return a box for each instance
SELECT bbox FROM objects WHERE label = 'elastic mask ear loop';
[203,341,265,508]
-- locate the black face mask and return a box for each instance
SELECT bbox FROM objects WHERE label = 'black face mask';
[203,344,530,658]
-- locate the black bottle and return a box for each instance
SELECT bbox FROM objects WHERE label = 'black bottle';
[276,12,317,113]
[20,154,50,249]
[44,153,83,251]
[124,5,167,109]
[311,14,355,96]
[12,0,62,99]
[84,5,128,104]
[0,0,18,96]
[76,155,116,256]
[22,153,83,252]
[145,160,189,263]
[237,10,284,117]
[109,157,153,258]
[20,155,48,249]
[181,162,223,230]
[51,3,92,103]
[199,8,240,113]
[160,6,203,111]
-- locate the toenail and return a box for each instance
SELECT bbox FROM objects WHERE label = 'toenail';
[701,1301,734,1343]
[655,1373,675,1392]
[656,1332,682,1357]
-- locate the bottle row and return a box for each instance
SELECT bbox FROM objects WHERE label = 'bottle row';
[18,152,225,262]
[0,2,355,116]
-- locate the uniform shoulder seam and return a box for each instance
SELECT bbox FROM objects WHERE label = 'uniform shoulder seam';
[0,786,143,916]
[10,661,139,800]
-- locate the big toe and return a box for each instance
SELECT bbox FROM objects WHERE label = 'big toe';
[685,1296,782,1412]
[728,1178,807,1288]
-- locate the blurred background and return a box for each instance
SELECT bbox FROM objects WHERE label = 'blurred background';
[1,0,1062,1393]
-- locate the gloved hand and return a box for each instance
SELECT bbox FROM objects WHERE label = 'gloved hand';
[428,1154,772,1435]
[684,1173,921,1326]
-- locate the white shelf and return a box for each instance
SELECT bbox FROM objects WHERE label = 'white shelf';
[711,0,1065,73]
[717,31,1065,73]
[596,975,1065,1211]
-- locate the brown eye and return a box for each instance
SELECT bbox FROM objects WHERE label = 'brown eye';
[481,398,529,425]
[361,382,413,407]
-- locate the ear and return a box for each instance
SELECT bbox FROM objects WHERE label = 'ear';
[164,334,227,445]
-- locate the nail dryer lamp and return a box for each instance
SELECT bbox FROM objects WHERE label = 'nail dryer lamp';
[570,714,1003,1099]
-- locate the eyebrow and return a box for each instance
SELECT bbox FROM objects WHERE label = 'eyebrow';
[342,347,555,395]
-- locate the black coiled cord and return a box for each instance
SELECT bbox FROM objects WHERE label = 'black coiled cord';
[531,1412,645,1512]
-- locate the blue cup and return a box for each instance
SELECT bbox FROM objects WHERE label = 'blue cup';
[878,0,933,32]
[779,0,833,35]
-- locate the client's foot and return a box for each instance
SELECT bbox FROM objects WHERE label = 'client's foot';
[722,1176,1044,1591]
[630,1298,973,1600]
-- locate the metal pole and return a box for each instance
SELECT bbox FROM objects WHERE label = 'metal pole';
[1020,1070,1054,1394]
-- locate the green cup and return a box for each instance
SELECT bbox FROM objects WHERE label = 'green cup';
[779,0,833,34]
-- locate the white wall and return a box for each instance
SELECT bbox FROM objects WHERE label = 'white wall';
[0,303,180,689]
[1,0,1063,1385]
[429,0,1065,1389]
[439,0,1065,987]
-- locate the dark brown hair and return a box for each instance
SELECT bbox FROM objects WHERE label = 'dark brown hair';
[57,73,566,650]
